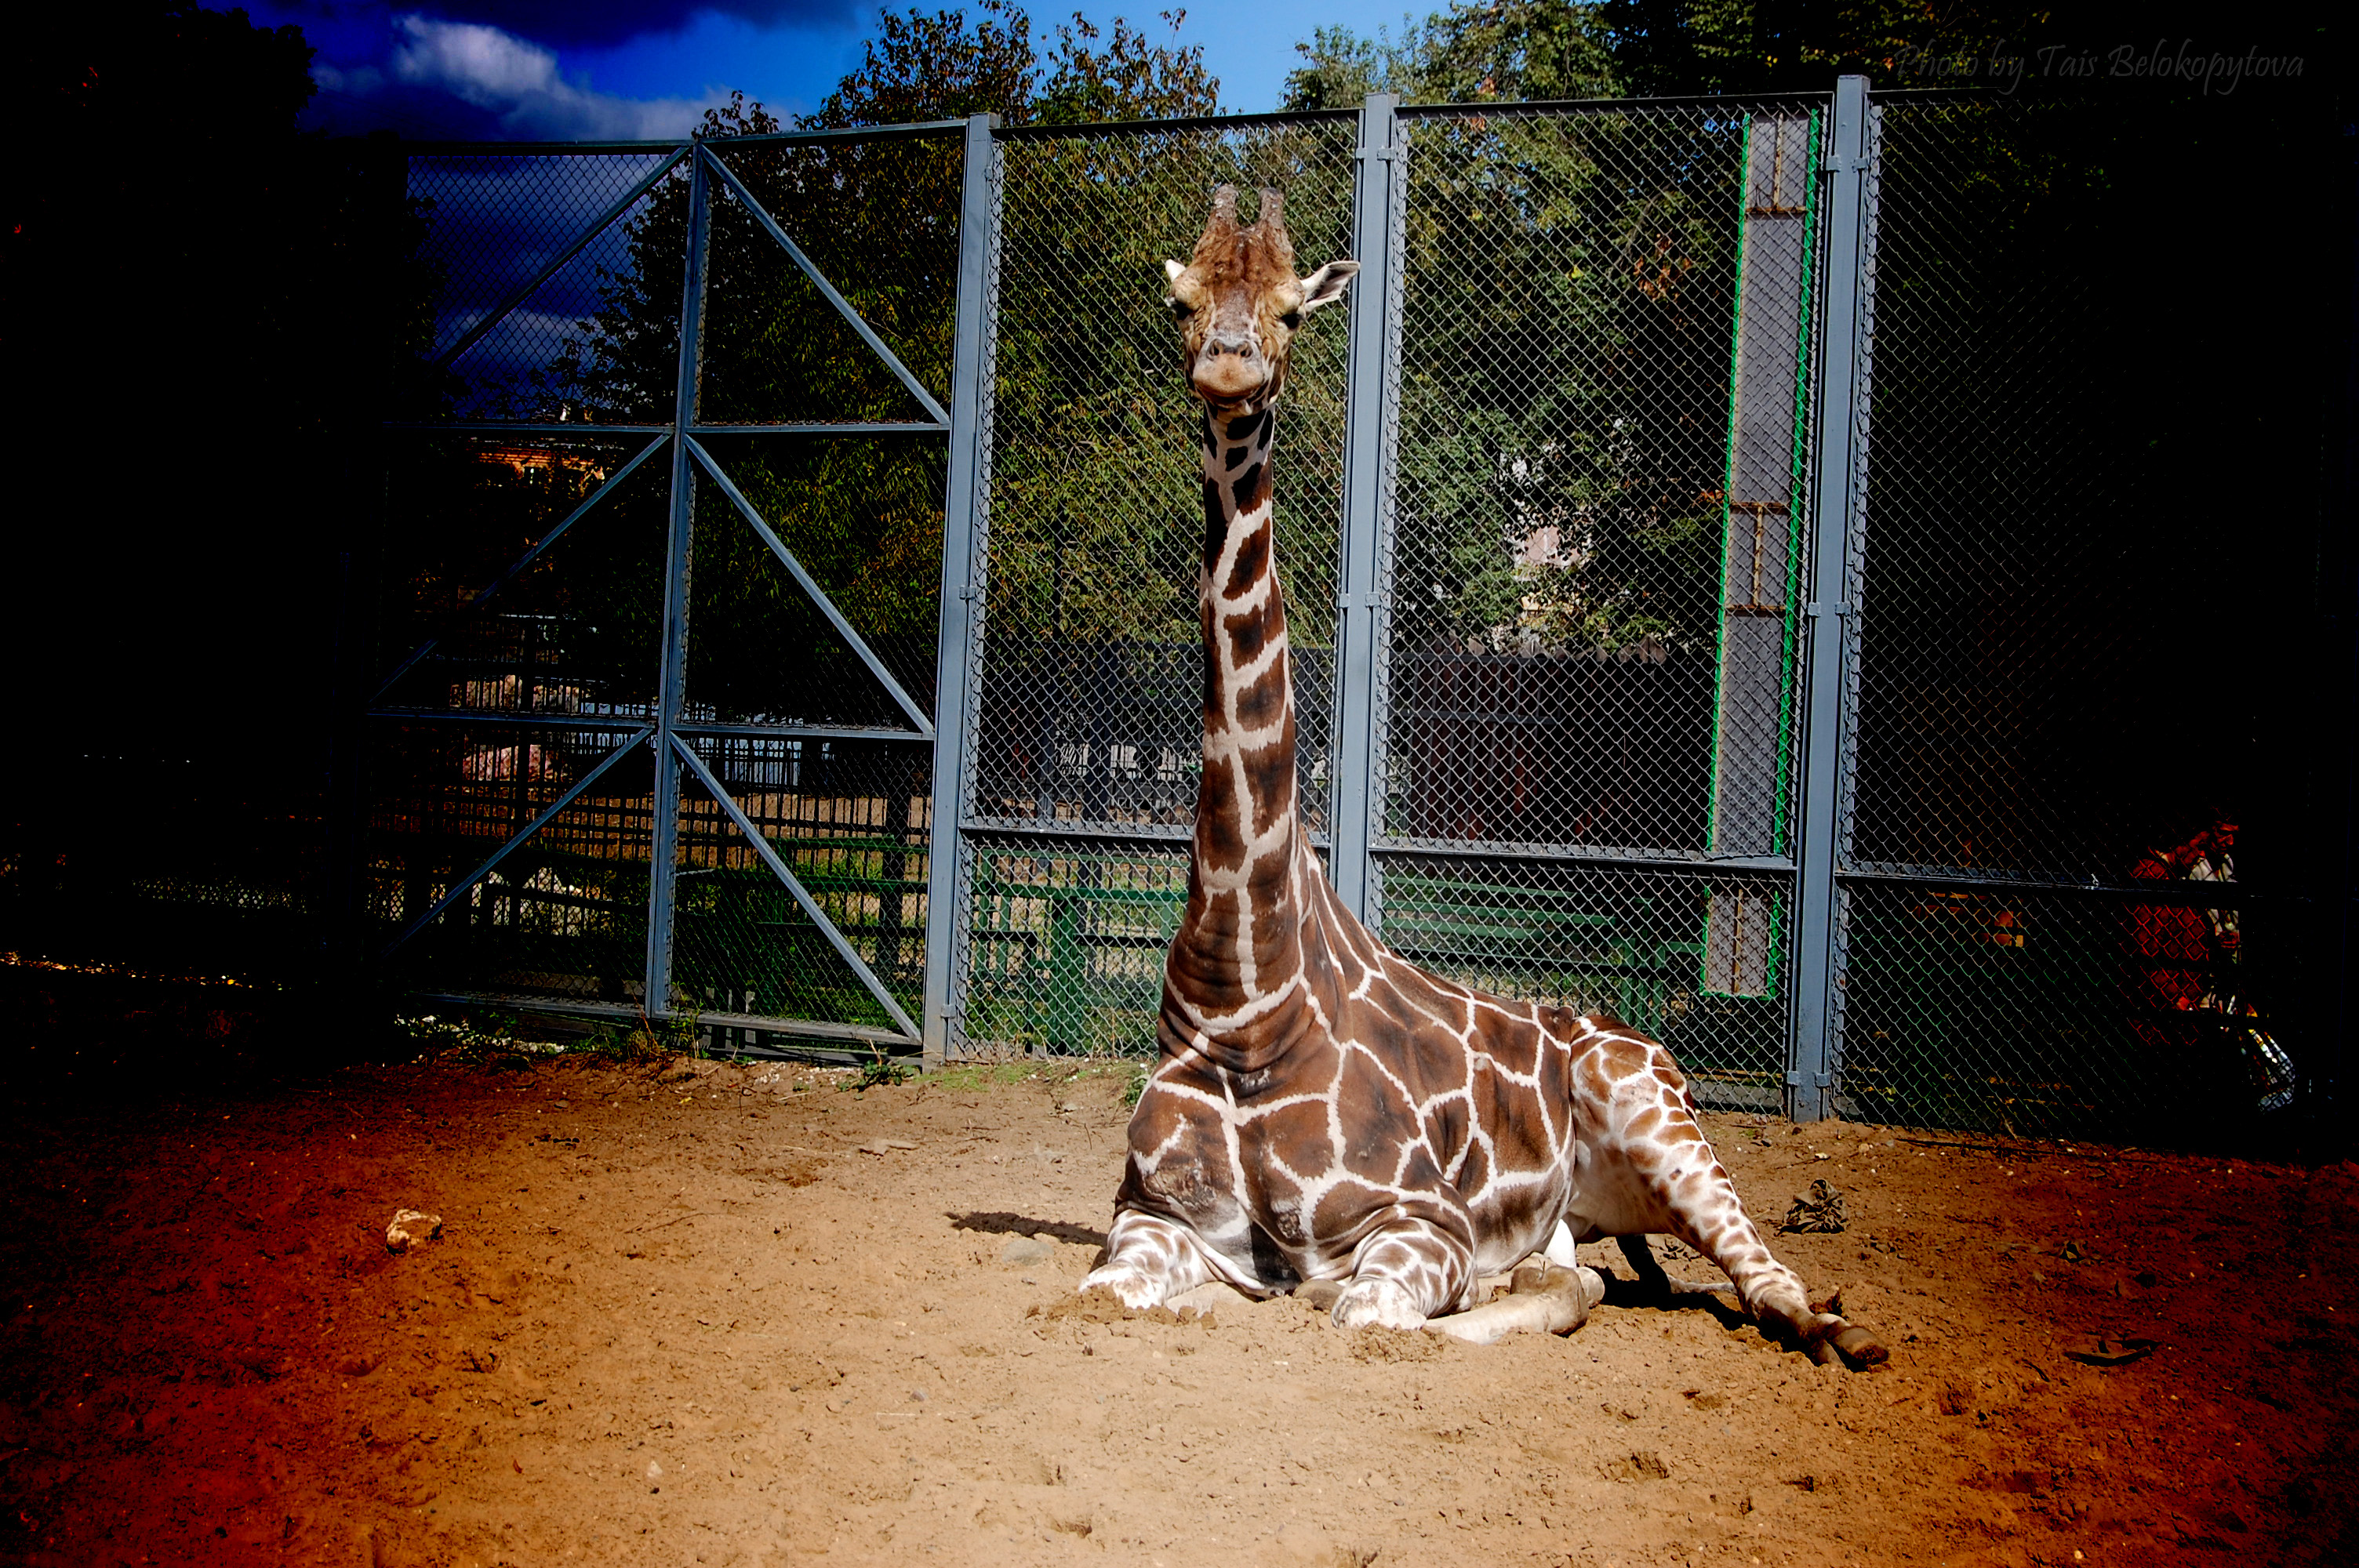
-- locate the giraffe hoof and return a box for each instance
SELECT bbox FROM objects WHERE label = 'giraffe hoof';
[1331,1278,1423,1331]
[1077,1265,1161,1311]
[1830,1323,1888,1368]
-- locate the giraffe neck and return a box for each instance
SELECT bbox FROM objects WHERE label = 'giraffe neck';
[1166,404,1310,1071]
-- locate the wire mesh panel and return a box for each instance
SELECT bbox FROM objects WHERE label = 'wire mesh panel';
[951,833,1190,1059]
[408,152,687,420]
[1839,91,2333,1130]
[377,129,961,1050]
[972,117,1360,836]
[367,722,656,1004]
[685,436,944,729]
[375,434,670,720]
[1379,100,1819,860]
[670,739,928,1033]
[1838,880,2300,1138]
[1850,95,2316,885]
[1371,855,1788,1109]
[699,133,962,426]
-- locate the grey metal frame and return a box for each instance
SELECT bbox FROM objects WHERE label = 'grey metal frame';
[1327,93,1403,923]
[921,113,1004,1068]
[1786,74,1872,1122]
[375,123,987,1055]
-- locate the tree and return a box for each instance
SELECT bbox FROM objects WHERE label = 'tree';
[1285,2,1620,110]
[473,5,1229,742]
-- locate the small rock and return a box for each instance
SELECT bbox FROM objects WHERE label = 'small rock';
[385,1210,443,1253]
[1604,1450,1670,1482]
[1000,1236,1054,1265]
[856,1138,919,1156]
[645,1460,663,1479]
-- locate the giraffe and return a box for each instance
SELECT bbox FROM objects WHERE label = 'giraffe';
[1077,185,1887,1367]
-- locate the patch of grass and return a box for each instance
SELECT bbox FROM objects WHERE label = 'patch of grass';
[572,1011,704,1064]
[852,1043,915,1091]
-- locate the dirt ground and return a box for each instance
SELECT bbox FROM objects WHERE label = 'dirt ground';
[5,1037,2359,1568]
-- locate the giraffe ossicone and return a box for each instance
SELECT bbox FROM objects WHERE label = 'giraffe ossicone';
[1079,185,1888,1370]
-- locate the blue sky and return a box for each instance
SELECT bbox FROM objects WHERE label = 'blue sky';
[253,1,1423,140]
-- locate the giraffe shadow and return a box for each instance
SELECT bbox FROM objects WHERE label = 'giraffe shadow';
[1595,1267,1751,1333]
[948,1211,1110,1254]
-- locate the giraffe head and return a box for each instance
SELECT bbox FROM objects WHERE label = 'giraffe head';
[1163,185,1357,413]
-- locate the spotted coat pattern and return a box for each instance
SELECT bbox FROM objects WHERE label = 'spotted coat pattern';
[1080,188,1885,1363]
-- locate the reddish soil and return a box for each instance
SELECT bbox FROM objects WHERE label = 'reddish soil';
[4,1045,2357,1568]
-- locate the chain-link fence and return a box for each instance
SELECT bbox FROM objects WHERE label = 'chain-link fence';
[945,114,1362,1056]
[31,78,2296,1133]
[1830,89,2334,1135]
[351,87,2349,1133]
[1350,98,1827,1109]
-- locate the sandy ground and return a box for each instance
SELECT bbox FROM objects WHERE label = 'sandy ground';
[4,1040,2358,1568]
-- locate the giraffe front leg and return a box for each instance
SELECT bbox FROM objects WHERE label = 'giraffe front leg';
[1612,1106,1888,1367]
[1079,1210,1216,1309]
[1330,1217,1472,1331]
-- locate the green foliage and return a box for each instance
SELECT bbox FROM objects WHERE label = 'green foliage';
[1285,2,1621,111]
[1036,11,1223,123]
[855,1044,918,1089]
[1276,5,1757,659]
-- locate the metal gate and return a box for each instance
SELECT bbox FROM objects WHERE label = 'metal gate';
[369,120,987,1058]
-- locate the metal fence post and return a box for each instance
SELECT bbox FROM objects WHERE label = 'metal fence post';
[1329,92,1401,924]
[920,113,1002,1070]
[645,139,711,1021]
[1788,75,1873,1123]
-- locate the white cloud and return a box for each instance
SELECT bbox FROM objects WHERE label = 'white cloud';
[390,13,732,139]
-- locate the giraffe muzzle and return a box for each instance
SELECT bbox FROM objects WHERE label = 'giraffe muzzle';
[1191,339,1269,404]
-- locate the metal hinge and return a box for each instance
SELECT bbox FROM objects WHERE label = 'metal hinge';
[1354,144,1403,163]
[1805,601,1855,619]
[1785,1069,1835,1088]
[1336,590,1387,612]
[1822,154,1871,176]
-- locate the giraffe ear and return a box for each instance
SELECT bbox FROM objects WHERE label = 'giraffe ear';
[1164,259,1188,283]
[1297,260,1359,313]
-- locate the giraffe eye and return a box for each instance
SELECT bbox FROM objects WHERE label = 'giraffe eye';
[1279,310,1303,330]
[1167,296,1195,318]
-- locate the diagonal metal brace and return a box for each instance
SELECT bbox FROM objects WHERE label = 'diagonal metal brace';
[668,734,921,1040]
[696,143,953,427]
[431,147,692,371]
[685,437,936,735]
[373,434,671,704]
[379,726,654,959]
